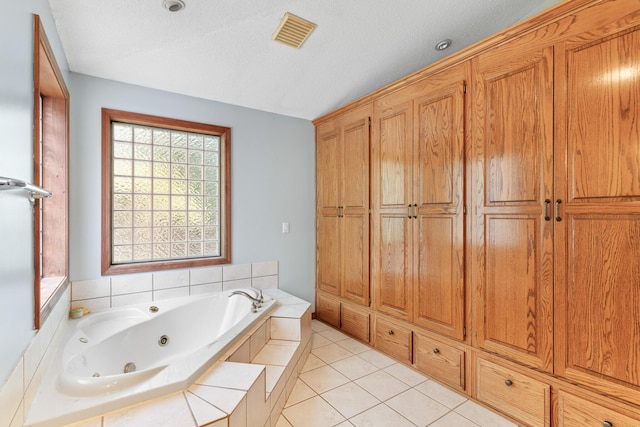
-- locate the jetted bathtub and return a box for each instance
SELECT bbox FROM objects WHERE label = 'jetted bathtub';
[26,289,276,427]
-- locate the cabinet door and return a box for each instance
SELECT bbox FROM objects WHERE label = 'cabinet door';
[413,64,467,340]
[554,25,640,403]
[341,107,371,305]
[472,45,554,371]
[316,121,342,295]
[371,86,415,320]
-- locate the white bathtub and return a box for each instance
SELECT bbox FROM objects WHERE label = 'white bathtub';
[26,289,276,427]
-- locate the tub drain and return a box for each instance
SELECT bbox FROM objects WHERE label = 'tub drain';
[123,362,137,374]
[158,335,169,346]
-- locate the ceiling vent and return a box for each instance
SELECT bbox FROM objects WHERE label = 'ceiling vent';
[272,12,316,49]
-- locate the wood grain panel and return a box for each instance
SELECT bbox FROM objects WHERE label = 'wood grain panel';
[565,216,640,388]
[342,116,369,209]
[485,62,544,205]
[340,109,371,305]
[316,123,340,211]
[316,294,341,328]
[375,317,412,364]
[413,332,465,391]
[413,76,466,340]
[554,21,640,404]
[555,390,640,427]
[414,216,463,338]
[317,214,341,295]
[476,358,550,427]
[316,104,371,305]
[374,215,412,320]
[566,28,640,202]
[416,94,454,205]
[473,45,554,371]
[485,217,539,349]
[380,111,411,207]
[342,215,368,304]
[341,304,370,343]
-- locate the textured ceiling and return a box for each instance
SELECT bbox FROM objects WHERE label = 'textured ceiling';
[48,0,561,120]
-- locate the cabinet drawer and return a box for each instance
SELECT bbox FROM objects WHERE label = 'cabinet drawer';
[476,358,550,427]
[414,332,465,391]
[341,305,370,343]
[316,295,340,327]
[556,390,640,427]
[375,318,412,364]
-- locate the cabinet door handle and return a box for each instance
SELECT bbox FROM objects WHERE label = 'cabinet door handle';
[408,204,412,218]
[433,348,440,354]
[544,199,551,221]
[555,199,562,222]
[504,379,513,387]
[602,421,613,427]
[388,329,394,335]
[413,203,418,219]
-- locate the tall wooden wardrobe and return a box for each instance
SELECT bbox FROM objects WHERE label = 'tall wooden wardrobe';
[315,1,640,425]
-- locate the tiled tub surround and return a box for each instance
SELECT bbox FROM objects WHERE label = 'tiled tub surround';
[0,287,71,427]
[70,261,280,313]
[26,288,312,427]
[0,262,278,427]
[26,290,278,426]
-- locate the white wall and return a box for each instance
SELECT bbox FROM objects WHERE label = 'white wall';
[68,73,316,304]
[0,0,69,386]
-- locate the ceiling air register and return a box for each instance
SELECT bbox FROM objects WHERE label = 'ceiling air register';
[272,12,316,49]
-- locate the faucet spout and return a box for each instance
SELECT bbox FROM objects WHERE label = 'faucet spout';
[228,290,264,311]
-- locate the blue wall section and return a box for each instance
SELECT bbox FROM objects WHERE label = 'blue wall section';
[68,73,316,303]
[0,0,70,386]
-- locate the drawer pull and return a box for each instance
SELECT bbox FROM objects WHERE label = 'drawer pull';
[504,379,513,387]
[603,421,613,427]
[433,348,440,354]
[388,329,394,335]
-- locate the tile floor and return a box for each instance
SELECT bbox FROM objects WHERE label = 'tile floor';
[275,320,516,427]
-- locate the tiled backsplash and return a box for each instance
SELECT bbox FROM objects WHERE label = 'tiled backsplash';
[70,261,279,312]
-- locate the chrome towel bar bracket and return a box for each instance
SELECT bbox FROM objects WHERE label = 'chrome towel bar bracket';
[0,176,52,203]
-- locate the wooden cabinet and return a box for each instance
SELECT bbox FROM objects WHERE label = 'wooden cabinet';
[413,331,465,392]
[371,62,467,340]
[316,103,371,305]
[316,293,340,328]
[341,304,370,343]
[476,357,550,427]
[316,292,371,343]
[374,317,412,364]
[315,1,640,424]
[555,391,640,427]
[553,17,640,404]
[472,0,640,400]
[471,43,555,372]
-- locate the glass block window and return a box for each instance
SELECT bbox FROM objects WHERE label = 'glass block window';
[102,109,231,274]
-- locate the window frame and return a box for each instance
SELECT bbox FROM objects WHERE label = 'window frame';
[101,109,231,275]
[34,15,70,329]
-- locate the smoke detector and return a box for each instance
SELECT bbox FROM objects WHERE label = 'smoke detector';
[272,12,317,49]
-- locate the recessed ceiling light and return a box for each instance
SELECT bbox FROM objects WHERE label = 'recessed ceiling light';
[435,39,452,51]
[163,0,185,12]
